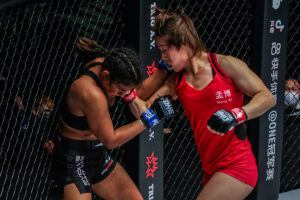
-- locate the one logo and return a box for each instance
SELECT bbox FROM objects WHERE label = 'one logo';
[160,98,175,115]
[275,20,284,32]
[147,61,157,77]
[272,0,283,10]
[146,152,158,178]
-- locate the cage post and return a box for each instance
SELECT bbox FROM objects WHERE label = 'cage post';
[249,0,289,199]
[125,1,166,199]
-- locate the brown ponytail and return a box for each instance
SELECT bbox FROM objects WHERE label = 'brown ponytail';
[73,36,107,64]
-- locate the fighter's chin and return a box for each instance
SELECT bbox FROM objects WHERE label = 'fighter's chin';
[172,67,181,72]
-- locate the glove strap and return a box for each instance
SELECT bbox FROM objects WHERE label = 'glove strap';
[158,59,173,73]
[140,108,160,128]
[230,107,248,124]
[122,89,137,103]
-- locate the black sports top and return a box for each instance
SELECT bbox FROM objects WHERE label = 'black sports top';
[61,62,104,130]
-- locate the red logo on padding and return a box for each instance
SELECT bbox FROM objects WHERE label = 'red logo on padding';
[146,152,158,178]
[147,61,157,77]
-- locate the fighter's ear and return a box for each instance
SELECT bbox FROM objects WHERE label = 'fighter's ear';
[101,70,110,80]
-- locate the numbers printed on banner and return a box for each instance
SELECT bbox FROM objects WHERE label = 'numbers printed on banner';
[271,42,281,55]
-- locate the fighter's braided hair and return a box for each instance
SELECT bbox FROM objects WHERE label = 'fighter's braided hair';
[74,37,141,86]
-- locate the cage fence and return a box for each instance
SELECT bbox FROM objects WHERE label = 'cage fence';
[280,0,300,193]
[0,0,299,200]
[0,0,127,199]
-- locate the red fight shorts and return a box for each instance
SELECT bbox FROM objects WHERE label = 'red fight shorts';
[203,142,258,188]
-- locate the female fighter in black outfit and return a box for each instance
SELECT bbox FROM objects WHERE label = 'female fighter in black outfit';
[51,37,174,200]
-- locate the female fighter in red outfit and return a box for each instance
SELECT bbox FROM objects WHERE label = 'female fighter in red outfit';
[147,7,276,200]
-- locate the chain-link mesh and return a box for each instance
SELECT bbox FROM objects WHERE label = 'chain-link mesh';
[280,0,300,193]
[0,0,127,199]
[0,0,299,200]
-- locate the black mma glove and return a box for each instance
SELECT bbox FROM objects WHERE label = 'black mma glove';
[207,107,248,134]
[140,95,175,128]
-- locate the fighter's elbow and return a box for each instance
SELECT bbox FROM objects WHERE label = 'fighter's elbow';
[265,90,276,108]
[102,139,116,150]
[270,95,276,107]
[100,135,117,150]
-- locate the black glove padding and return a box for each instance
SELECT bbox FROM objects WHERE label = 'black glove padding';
[140,95,175,128]
[152,95,175,119]
[207,109,237,134]
[235,123,247,140]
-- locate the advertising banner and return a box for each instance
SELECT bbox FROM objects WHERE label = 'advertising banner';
[251,0,289,199]
[126,1,166,199]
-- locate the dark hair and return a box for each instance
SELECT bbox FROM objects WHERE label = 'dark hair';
[153,7,206,56]
[74,37,141,86]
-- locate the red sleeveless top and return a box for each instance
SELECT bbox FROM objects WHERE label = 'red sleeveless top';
[175,53,256,182]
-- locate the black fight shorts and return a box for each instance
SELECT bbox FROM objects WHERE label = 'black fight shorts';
[51,134,117,196]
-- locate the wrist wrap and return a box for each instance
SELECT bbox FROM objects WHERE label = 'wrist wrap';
[140,108,160,128]
[122,89,137,103]
[230,107,248,124]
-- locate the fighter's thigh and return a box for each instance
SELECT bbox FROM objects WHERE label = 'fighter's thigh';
[63,183,92,200]
[197,172,253,200]
[92,163,143,200]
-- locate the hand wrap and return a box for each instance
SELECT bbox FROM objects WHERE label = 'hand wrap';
[122,89,137,103]
[140,95,175,128]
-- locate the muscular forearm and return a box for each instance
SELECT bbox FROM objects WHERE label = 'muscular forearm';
[106,120,145,149]
[137,68,168,100]
[146,84,174,106]
[106,94,176,149]
[242,91,276,120]
[105,97,148,149]
[128,96,149,119]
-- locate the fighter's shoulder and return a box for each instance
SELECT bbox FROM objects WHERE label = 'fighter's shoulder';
[70,77,105,101]
[216,54,248,73]
[216,54,242,67]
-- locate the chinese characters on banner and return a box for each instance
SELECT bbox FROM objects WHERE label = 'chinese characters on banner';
[265,0,285,182]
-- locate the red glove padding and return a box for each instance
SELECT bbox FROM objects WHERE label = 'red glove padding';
[230,107,248,124]
[122,89,137,103]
